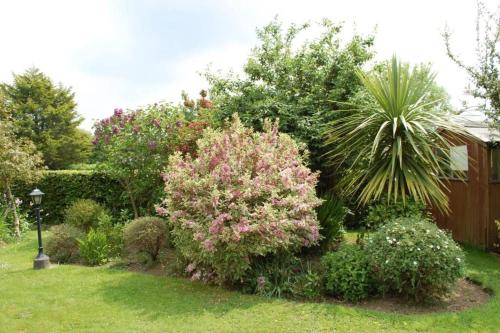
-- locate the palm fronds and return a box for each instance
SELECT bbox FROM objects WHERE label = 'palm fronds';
[324,56,468,213]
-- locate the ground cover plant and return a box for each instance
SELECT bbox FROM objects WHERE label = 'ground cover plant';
[0,231,498,333]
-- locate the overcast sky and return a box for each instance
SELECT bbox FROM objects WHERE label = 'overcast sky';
[0,0,496,131]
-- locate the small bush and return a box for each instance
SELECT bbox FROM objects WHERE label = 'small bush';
[64,199,109,232]
[316,192,348,251]
[78,228,111,266]
[364,199,427,230]
[291,264,322,299]
[365,217,465,301]
[321,245,372,302]
[240,253,300,298]
[123,217,169,262]
[45,224,85,263]
[159,115,322,283]
[96,213,123,257]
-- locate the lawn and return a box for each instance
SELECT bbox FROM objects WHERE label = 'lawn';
[0,231,499,333]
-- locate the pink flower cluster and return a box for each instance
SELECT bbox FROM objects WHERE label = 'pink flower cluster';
[159,114,322,282]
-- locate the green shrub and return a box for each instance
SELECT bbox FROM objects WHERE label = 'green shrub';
[316,192,348,250]
[64,199,109,232]
[321,244,372,302]
[123,217,169,262]
[290,264,322,299]
[12,170,128,225]
[365,217,465,301]
[0,217,12,244]
[364,199,427,230]
[240,253,300,298]
[78,228,111,266]
[45,224,84,263]
[96,213,124,257]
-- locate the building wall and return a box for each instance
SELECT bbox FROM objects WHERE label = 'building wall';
[432,136,491,248]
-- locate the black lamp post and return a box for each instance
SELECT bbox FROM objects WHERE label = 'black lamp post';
[30,188,50,269]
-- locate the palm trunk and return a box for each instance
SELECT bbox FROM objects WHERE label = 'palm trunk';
[5,183,20,238]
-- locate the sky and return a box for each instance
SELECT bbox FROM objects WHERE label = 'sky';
[0,0,496,131]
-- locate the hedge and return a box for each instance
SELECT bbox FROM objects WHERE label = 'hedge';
[13,170,130,225]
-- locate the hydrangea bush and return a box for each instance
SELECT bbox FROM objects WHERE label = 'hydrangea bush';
[158,115,322,282]
[365,217,465,301]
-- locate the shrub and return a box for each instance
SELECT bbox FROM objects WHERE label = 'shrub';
[45,224,85,263]
[123,217,169,262]
[0,217,12,244]
[96,213,124,258]
[321,244,372,302]
[64,199,109,232]
[159,115,322,282]
[364,199,427,230]
[316,192,348,250]
[290,264,322,299]
[78,228,111,266]
[365,217,465,301]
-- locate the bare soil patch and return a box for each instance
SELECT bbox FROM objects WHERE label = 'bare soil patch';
[352,278,490,314]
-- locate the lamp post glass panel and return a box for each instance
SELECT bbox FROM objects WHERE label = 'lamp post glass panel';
[30,188,50,269]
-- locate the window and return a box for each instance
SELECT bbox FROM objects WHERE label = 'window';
[450,145,469,171]
[491,148,500,181]
[439,145,469,179]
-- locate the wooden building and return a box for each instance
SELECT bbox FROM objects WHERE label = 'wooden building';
[432,113,500,250]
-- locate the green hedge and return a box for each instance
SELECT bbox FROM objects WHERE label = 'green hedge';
[13,170,130,225]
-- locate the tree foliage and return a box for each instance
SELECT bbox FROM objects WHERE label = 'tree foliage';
[93,100,214,218]
[0,120,43,237]
[0,68,91,169]
[205,18,375,173]
[444,2,500,129]
[324,56,467,213]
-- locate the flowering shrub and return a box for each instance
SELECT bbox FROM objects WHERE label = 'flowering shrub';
[93,99,214,217]
[365,217,465,301]
[158,115,322,282]
[321,244,372,302]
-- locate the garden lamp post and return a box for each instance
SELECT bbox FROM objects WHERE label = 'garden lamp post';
[30,188,50,269]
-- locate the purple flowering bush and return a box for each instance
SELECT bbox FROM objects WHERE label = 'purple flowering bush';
[158,115,322,282]
[93,102,214,218]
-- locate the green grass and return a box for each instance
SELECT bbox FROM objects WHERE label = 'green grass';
[0,232,499,333]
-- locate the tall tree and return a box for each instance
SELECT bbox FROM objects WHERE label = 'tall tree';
[444,1,500,129]
[0,120,43,238]
[205,18,375,174]
[0,68,91,169]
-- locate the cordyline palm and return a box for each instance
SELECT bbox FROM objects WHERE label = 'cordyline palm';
[324,56,467,213]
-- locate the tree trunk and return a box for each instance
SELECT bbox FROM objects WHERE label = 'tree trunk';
[121,179,139,219]
[5,183,20,238]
